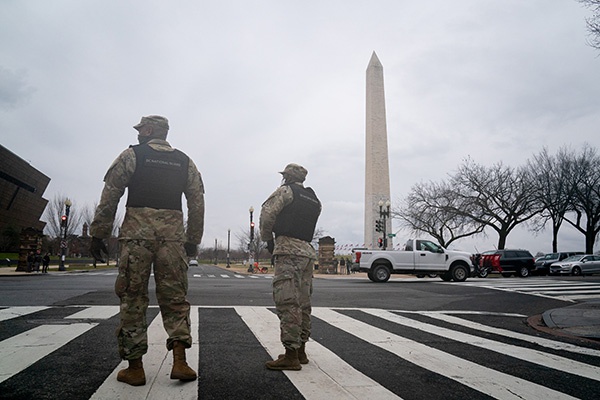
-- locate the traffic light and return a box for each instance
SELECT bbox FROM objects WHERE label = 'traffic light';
[375,219,382,232]
[250,221,255,242]
[378,238,383,248]
[61,215,67,227]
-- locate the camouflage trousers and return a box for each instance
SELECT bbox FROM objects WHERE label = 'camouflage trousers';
[272,254,314,350]
[115,239,192,360]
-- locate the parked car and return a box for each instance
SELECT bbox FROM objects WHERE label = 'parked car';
[533,251,584,275]
[549,254,600,276]
[189,259,199,267]
[479,249,536,277]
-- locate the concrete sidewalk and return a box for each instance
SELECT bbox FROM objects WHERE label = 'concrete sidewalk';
[0,265,108,276]
[542,300,600,340]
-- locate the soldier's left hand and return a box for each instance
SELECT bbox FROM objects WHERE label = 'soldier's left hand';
[266,240,275,254]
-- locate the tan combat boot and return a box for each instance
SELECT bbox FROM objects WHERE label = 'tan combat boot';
[278,342,309,365]
[170,341,198,381]
[266,348,302,371]
[297,342,309,365]
[117,358,146,386]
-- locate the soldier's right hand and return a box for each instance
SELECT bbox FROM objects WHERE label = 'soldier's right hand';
[90,237,108,263]
[184,242,198,257]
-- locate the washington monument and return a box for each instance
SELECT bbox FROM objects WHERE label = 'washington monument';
[364,52,392,250]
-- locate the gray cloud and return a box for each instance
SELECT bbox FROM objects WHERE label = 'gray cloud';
[0,66,35,110]
[1,0,599,255]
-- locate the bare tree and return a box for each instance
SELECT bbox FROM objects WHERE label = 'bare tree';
[451,158,541,250]
[396,180,485,248]
[42,194,83,239]
[236,228,266,261]
[312,227,326,249]
[579,0,600,50]
[563,144,600,253]
[80,202,97,233]
[526,146,577,252]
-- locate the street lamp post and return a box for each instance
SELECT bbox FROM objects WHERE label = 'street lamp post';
[249,206,254,267]
[58,198,72,271]
[378,200,391,250]
[226,229,231,268]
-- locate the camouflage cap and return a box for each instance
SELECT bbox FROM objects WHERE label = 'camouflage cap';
[279,163,308,182]
[133,115,169,131]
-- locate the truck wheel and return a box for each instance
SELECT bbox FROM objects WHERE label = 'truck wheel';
[440,272,452,281]
[372,264,391,283]
[517,267,530,278]
[478,268,489,278]
[451,264,468,282]
[367,270,376,282]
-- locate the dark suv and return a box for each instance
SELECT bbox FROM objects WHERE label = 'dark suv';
[534,251,584,275]
[480,249,536,277]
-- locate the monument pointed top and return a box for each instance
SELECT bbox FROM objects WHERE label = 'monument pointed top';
[368,51,382,68]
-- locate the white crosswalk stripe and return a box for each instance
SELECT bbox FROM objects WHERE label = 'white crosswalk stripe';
[0,322,98,384]
[314,308,578,400]
[0,306,49,321]
[59,271,273,280]
[0,305,598,399]
[237,306,400,400]
[441,278,600,301]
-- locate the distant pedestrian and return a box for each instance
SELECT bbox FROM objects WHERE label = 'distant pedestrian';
[33,251,42,273]
[42,253,50,273]
[346,257,351,274]
[27,252,34,273]
[339,257,346,274]
[260,163,321,371]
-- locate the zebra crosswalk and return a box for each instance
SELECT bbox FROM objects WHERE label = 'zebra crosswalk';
[53,271,274,280]
[447,277,600,302]
[1,305,599,399]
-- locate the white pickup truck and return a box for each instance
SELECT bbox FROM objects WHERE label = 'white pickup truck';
[352,238,473,283]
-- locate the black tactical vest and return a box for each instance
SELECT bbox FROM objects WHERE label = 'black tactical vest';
[126,144,189,210]
[273,184,321,242]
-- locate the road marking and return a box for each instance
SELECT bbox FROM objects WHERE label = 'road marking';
[235,306,400,400]
[0,306,49,321]
[450,279,600,301]
[65,306,119,320]
[365,309,600,382]
[0,323,97,383]
[90,306,200,399]
[312,308,577,400]
[2,306,598,399]
[423,312,600,357]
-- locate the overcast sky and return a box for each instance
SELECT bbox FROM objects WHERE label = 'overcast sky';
[2,1,599,255]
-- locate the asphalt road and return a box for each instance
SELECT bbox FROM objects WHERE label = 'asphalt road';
[1,264,599,399]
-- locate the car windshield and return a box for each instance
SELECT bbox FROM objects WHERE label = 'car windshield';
[563,255,583,262]
[543,253,558,260]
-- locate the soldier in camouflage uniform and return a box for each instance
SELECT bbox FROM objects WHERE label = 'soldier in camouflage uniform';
[90,115,204,386]
[260,163,321,371]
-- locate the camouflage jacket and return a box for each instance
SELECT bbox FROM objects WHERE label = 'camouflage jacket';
[259,182,318,259]
[90,139,204,243]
